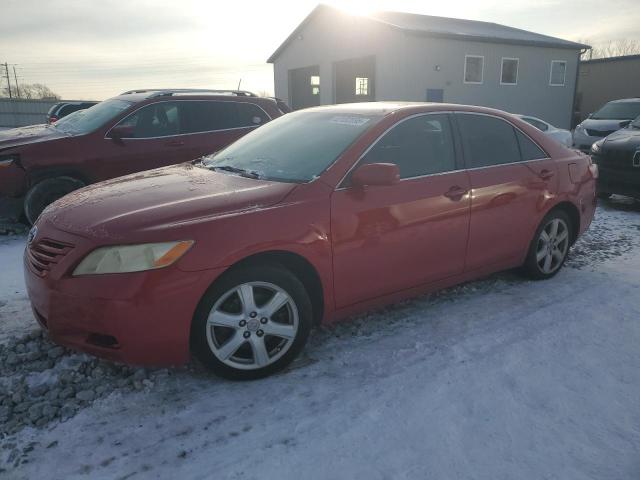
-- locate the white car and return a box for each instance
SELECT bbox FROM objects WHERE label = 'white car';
[515,114,572,147]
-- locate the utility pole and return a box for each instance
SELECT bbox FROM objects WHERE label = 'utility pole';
[2,63,12,99]
[12,66,20,98]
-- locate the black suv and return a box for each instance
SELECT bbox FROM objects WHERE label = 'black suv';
[590,116,640,200]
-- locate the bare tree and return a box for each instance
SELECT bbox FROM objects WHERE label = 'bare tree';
[580,38,640,60]
[1,83,60,100]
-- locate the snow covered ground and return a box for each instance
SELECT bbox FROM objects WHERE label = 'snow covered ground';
[1,198,640,479]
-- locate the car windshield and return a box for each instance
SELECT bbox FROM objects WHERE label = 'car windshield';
[591,101,640,120]
[202,110,383,183]
[54,99,132,135]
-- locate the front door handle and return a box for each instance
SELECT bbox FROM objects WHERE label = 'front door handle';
[444,186,468,201]
[166,140,185,147]
[538,169,555,180]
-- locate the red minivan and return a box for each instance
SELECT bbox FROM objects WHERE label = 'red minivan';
[0,89,285,224]
[24,103,597,379]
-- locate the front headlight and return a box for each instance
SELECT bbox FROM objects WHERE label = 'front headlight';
[73,240,194,276]
[590,140,604,155]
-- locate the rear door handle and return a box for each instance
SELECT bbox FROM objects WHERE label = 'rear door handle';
[538,169,555,180]
[444,185,468,201]
[166,140,185,147]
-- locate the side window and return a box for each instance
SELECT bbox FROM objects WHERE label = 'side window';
[236,103,269,128]
[522,117,549,132]
[456,114,520,168]
[116,102,181,138]
[181,101,240,133]
[360,114,456,179]
[516,130,547,161]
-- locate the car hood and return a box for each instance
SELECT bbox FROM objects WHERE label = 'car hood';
[580,118,631,131]
[0,124,67,151]
[603,127,640,151]
[39,163,297,239]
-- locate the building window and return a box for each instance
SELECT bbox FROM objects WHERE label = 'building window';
[500,57,519,85]
[550,61,567,86]
[355,77,369,96]
[464,55,484,84]
[310,76,320,95]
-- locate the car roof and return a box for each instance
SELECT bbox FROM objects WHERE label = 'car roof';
[299,101,516,118]
[608,98,640,104]
[112,89,262,103]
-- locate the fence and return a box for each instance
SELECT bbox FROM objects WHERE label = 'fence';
[0,98,94,128]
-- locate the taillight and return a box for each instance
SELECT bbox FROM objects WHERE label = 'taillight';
[49,116,58,123]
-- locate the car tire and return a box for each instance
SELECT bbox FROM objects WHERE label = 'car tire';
[522,209,572,280]
[191,263,313,380]
[24,176,85,225]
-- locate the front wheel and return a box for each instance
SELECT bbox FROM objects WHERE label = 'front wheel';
[190,264,312,380]
[24,176,85,225]
[522,210,572,280]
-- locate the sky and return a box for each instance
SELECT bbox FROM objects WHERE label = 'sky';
[1,0,639,100]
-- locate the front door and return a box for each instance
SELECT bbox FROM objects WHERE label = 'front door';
[92,101,188,181]
[331,113,471,308]
[455,113,558,270]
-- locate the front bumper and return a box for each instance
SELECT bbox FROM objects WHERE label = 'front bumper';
[23,228,225,366]
[572,130,602,153]
[597,166,640,199]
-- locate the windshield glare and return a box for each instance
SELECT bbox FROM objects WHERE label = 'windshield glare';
[592,101,640,121]
[54,99,132,135]
[203,110,382,182]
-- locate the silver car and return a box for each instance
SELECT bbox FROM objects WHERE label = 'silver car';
[573,98,640,152]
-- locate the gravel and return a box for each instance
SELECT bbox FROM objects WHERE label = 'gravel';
[0,329,174,436]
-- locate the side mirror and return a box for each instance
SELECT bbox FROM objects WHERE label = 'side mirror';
[109,125,135,142]
[351,163,400,188]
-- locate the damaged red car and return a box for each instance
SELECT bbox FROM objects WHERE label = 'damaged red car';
[24,103,597,379]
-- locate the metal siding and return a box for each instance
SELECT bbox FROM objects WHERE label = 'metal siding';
[272,11,580,129]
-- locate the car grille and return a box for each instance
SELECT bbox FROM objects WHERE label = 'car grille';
[598,150,639,172]
[26,238,74,277]
[586,128,617,137]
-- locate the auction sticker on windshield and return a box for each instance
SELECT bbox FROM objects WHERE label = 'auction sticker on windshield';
[329,116,371,126]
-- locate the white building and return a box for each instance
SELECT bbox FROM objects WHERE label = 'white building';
[268,5,588,128]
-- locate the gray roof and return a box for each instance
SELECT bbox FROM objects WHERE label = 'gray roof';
[268,4,589,63]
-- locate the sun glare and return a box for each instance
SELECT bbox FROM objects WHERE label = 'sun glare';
[325,0,379,16]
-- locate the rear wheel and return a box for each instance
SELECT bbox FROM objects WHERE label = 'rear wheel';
[191,264,312,380]
[523,210,572,280]
[24,176,85,225]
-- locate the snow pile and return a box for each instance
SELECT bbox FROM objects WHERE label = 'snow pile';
[0,197,639,479]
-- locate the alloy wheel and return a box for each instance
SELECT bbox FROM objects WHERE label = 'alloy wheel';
[205,281,299,370]
[535,218,569,274]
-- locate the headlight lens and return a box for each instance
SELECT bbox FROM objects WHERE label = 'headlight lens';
[73,240,194,276]
[590,140,604,155]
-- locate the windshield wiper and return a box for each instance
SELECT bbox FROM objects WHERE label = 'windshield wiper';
[212,165,261,179]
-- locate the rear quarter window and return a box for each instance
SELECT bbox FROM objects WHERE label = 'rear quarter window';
[516,130,548,160]
[456,114,521,168]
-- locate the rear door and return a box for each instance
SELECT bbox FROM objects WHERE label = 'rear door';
[91,101,188,180]
[179,100,270,158]
[455,113,558,270]
[331,113,471,308]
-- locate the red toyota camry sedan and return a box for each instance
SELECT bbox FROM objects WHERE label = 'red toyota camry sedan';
[24,103,597,379]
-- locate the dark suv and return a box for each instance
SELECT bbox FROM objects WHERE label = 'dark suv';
[0,89,286,223]
[47,101,98,123]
